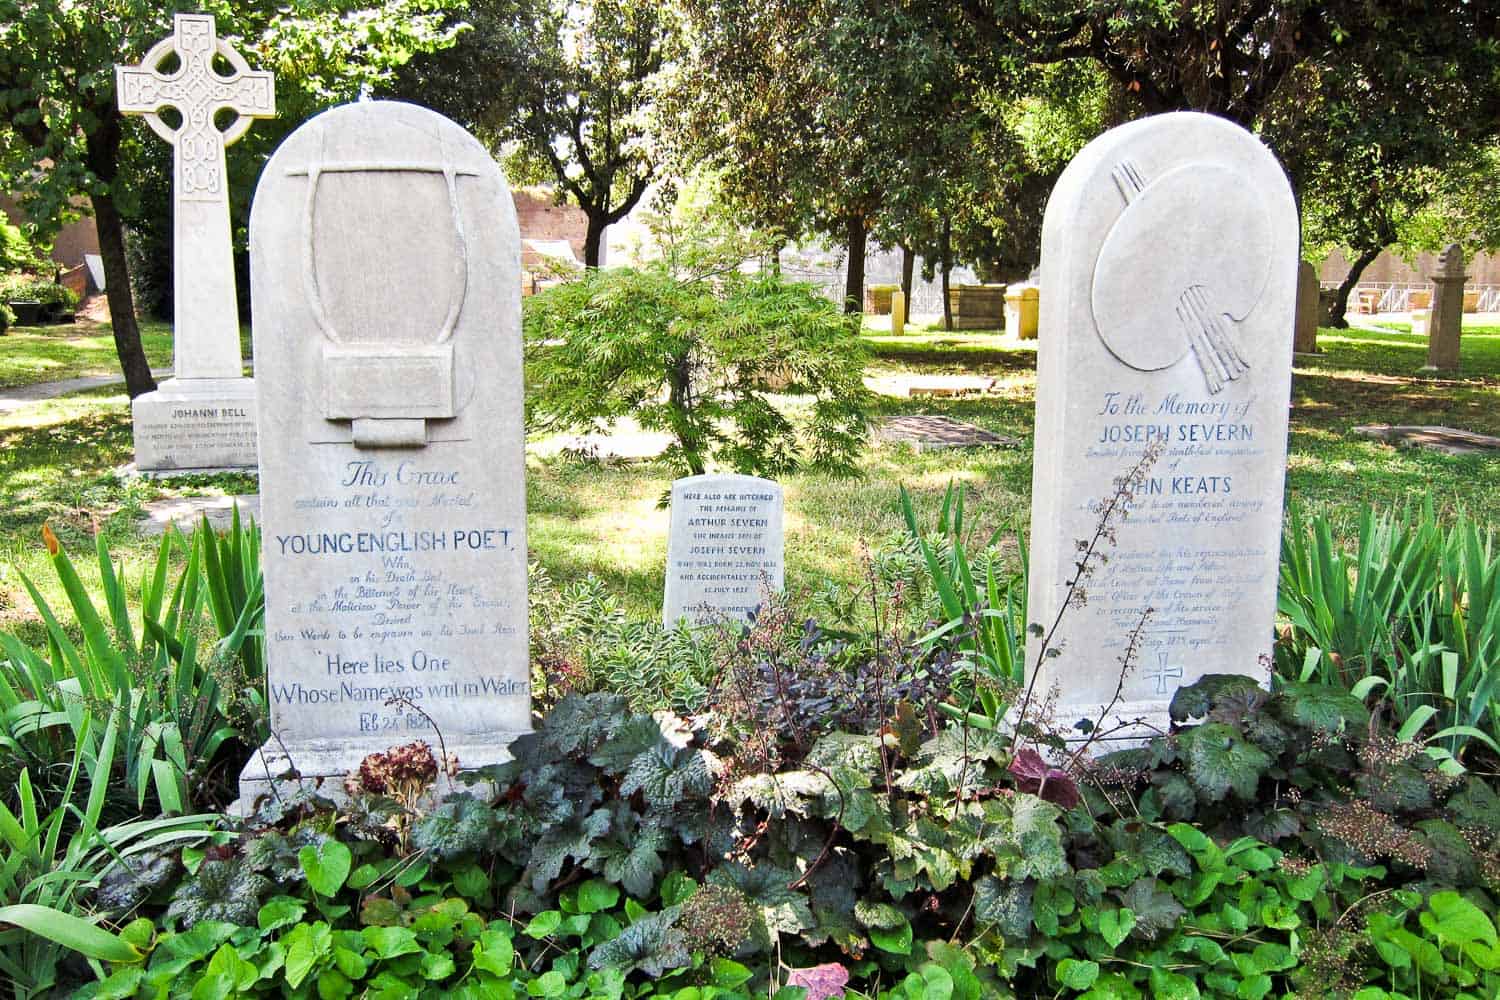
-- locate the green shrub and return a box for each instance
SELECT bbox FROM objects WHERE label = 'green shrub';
[528,569,714,713]
[0,715,215,997]
[523,217,869,479]
[899,483,1026,728]
[0,273,79,311]
[80,663,1500,998]
[0,214,48,274]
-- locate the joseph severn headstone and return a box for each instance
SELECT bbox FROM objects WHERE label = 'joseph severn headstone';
[116,14,274,472]
[663,473,784,626]
[1027,112,1298,739]
[239,101,530,806]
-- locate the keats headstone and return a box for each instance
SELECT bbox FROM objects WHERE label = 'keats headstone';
[1027,112,1297,739]
[663,473,784,625]
[116,14,274,472]
[1423,243,1467,372]
[240,101,529,805]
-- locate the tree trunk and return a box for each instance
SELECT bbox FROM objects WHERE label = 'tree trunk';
[1329,246,1383,329]
[667,355,705,476]
[83,112,155,398]
[900,243,915,316]
[940,217,953,332]
[583,212,607,269]
[89,191,156,398]
[843,214,866,314]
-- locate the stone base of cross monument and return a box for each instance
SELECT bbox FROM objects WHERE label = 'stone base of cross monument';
[132,377,259,473]
[232,736,525,817]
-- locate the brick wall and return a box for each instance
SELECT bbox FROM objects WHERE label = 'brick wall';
[0,194,100,270]
[1320,248,1500,287]
[513,187,591,264]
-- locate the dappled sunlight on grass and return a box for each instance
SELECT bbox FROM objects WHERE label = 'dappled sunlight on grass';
[0,321,174,388]
[903,467,987,489]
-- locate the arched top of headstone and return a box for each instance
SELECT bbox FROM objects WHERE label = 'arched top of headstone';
[252,100,519,449]
[243,99,528,806]
[1043,112,1297,396]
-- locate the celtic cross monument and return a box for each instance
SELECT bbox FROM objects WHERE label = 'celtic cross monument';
[116,13,275,472]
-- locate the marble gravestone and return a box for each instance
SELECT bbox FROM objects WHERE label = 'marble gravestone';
[1294,261,1321,354]
[1027,112,1297,739]
[663,474,784,625]
[1423,244,1467,373]
[239,102,529,805]
[116,14,274,472]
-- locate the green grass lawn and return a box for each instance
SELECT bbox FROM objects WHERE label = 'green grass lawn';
[0,320,176,388]
[0,319,260,388]
[3,320,1500,626]
[1302,323,1500,381]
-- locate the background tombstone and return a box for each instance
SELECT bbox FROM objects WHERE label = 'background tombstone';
[1027,112,1298,740]
[1423,243,1467,372]
[116,13,274,472]
[1294,261,1321,354]
[240,102,529,806]
[663,473,784,625]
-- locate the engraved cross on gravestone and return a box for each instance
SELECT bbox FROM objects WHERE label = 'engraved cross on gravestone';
[116,14,275,473]
[1148,653,1185,696]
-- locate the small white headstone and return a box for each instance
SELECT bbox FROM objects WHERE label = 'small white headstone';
[1027,112,1298,738]
[116,13,275,472]
[663,474,784,625]
[239,101,529,806]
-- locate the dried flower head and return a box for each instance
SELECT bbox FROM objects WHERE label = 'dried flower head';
[1316,800,1431,869]
[677,884,757,955]
[354,741,441,802]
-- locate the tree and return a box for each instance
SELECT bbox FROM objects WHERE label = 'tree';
[943,0,1499,130]
[384,1,537,146]
[872,61,1122,328]
[523,211,869,479]
[0,1,456,396]
[680,0,986,314]
[493,0,679,269]
[1404,145,1500,257]
[933,1,1499,326]
[1260,10,1500,324]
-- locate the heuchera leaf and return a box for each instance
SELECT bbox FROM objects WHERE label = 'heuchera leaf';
[1169,674,1261,722]
[786,963,850,1000]
[1007,748,1081,809]
[1276,681,1370,733]
[974,876,1033,939]
[1120,878,1186,941]
[1183,723,1270,800]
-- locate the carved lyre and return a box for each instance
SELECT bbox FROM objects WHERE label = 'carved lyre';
[286,122,478,447]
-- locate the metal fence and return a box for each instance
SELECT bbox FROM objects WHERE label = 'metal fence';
[1346,282,1500,314]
